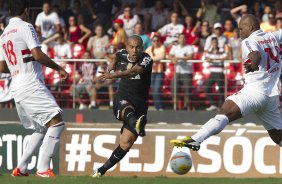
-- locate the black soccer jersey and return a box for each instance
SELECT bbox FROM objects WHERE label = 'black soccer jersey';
[115,49,153,100]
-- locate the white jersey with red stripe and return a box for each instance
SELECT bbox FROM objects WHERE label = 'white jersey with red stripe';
[241,29,282,97]
[0,17,44,102]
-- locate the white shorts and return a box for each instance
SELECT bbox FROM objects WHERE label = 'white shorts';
[227,87,282,130]
[15,83,63,132]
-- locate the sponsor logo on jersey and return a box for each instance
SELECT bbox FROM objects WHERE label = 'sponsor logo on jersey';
[140,57,151,67]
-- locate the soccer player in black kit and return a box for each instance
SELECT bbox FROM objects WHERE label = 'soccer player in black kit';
[91,35,153,177]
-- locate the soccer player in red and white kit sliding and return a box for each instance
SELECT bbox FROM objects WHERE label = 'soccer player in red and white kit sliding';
[171,14,282,150]
[0,0,68,177]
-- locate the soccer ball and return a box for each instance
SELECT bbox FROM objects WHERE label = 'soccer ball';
[170,151,192,175]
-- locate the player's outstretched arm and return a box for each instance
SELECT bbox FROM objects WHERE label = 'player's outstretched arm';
[97,64,144,82]
[0,60,9,73]
[31,48,69,80]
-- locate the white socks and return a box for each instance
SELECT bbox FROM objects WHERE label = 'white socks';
[18,131,46,173]
[192,114,229,143]
[37,122,65,172]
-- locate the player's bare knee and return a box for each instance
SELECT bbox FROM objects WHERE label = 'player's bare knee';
[119,137,134,150]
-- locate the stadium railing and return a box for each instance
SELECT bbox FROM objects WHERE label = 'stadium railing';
[48,59,244,110]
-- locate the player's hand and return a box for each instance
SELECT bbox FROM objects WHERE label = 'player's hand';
[96,71,112,82]
[243,63,256,73]
[58,68,69,81]
[107,62,116,72]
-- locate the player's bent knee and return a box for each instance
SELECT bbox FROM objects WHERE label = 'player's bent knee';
[119,137,134,151]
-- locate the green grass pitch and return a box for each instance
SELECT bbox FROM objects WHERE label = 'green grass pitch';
[1,175,282,184]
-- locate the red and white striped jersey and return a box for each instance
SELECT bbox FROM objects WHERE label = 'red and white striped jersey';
[242,29,282,97]
[0,17,43,102]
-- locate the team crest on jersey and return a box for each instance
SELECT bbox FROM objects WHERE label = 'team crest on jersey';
[120,100,128,105]
[140,57,151,67]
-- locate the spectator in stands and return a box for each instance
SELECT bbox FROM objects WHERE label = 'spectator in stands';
[197,20,211,52]
[35,2,61,42]
[109,19,127,50]
[133,23,151,50]
[204,23,228,53]
[84,0,114,30]
[147,0,169,31]
[230,4,248,25]
[93,62,114,108]
[250,1,263,21]
[196,0,219,26]
[204,37,229,111]
[276,18,282,30]
[158,12,184,47]
[132,0,148,24]
[228,28,242,61]
[223,19,234,39]
[53,32,72,59]
[228,28,241,61]
[58,0,75,28]
[170,0,189,22]
[169,34,194,110]
[52,5,66,33]
[274,0,282,19]
[217,0,233,24]
[72,51,97,110]
[0,17,4,35]
[182,15,198,45]
[260,13,276,32]
[66,15,92,48]
[262,5,272,22]
[146,35,166,111]
[87,24,109,59]
[117,4,140,37]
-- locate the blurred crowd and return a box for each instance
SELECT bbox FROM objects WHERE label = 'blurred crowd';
[0,0,282,111]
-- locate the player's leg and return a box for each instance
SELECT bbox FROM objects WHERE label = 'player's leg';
[95,128,137,176]
[205,73,217,111]
[15,130,46,175]
[171,94,243,151]
[257,95,282,145]
[88,84,97,109]
[18,84,65,177]
[108,84,114,108]
[12,102,46,176]
[36,113,65,176]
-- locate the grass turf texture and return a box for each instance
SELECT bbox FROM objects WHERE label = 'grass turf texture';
[1,175,282,184]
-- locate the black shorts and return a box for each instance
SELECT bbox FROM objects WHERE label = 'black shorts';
[113,92,148,135]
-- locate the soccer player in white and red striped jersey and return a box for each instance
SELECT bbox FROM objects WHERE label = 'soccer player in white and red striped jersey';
[171,14,282,151]
[0,0,68,177]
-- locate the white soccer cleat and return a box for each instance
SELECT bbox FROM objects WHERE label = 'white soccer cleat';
[91,169,102,178]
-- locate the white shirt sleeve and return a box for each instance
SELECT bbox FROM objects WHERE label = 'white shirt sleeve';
[158,24,167,37]
[35,13,42,27]
[169,45,176,55]
[186,46,194,55]
[241,39,259,58]
[204,36,212,51]
[66,45,72,59]
[0,50,4,61]
[271,29,282,43]
[53,12,60,25]
[22,23,41,51]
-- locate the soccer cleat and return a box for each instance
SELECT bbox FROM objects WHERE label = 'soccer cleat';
[135,115,146,137]
[36,169,55,177]
[91,169,102,178]
[11,167,29,177]
[170,136,201,151]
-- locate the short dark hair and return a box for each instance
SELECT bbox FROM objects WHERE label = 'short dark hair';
[211,37,218,42]
[8,0,29,17]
